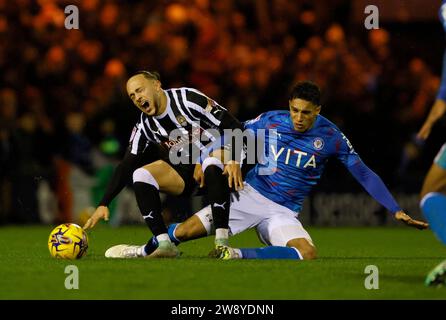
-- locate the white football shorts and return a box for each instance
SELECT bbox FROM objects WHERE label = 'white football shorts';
[195,183,314,247]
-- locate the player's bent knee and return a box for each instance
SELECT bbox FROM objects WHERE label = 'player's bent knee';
[141,160,167,180]
[173,224,189,241]
[298,246,317,260]
[138,160,185,195]
[174,216,207,241]
[132,167,159,189]
[287,238,317,260]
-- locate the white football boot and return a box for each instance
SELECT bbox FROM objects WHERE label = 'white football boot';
[105,245,146,258]
[105,241,180,259]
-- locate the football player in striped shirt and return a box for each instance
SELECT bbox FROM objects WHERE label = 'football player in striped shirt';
[84,71,245,258]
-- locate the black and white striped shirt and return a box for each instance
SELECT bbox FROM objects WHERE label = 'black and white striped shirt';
[129,87,242,163]
[98,87,243,206]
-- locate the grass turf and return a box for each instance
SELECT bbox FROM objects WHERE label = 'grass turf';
[1,225,446,300]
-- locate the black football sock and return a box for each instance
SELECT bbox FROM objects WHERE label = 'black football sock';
[203,164,230,243]
[133,181,167,237]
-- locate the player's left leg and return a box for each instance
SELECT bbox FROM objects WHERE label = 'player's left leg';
[218,238,316,260]
[209,190,317,260]
[145,185,267,256]
[285,238,317,260]
[202,149,232,248]
[105,160,185,259]
[420,143,446,285]
[420,157,446,244]
[420,165,446,201]
[217,214,316,260]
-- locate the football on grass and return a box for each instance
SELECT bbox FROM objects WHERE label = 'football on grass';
[48,223,88,259]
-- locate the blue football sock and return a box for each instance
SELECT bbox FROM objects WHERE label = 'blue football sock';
[144,223,181,255]
[240,246,302,260]
[167,223,181,245]
[421,192,446,245]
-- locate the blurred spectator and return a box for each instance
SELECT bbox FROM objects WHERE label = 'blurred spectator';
[0,89,17,224]
[12,112,42,224]
[55,112,95,224]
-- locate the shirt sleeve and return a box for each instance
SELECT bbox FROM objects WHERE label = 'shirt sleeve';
[333,131,362,168]
[243,112,270,131]
[334,131,401,214]
[129,122,151,155]
[347,160,402,214]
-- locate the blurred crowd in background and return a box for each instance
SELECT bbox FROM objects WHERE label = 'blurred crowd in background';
[0,0,445,225]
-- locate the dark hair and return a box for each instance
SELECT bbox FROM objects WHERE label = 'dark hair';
[289,81,321,106]
[133,70,161,81]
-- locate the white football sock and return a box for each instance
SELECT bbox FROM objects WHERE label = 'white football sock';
[216,228,229,240]
[215,228,229,246]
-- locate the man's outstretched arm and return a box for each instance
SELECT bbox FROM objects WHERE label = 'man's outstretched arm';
[84,148,142,229]
[347,160,429,230]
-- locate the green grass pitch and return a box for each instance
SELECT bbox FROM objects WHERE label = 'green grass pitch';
[1,225,446,299]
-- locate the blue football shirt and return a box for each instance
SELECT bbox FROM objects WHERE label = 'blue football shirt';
[244,110,362,213]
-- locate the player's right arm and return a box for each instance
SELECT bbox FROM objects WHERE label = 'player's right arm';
[84,123,153,229]
[83,149,142,229]
[346,160,428,229]
[243,112,270,131]
[334,131,428,229]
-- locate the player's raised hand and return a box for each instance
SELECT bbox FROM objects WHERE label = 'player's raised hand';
[84,205,109,230]
[193,163,205,188]
[223,160,244,191]
[394,210,429,230]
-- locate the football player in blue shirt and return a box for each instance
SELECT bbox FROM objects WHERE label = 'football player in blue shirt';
[418,1,446,286]
[111,81,428,260]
